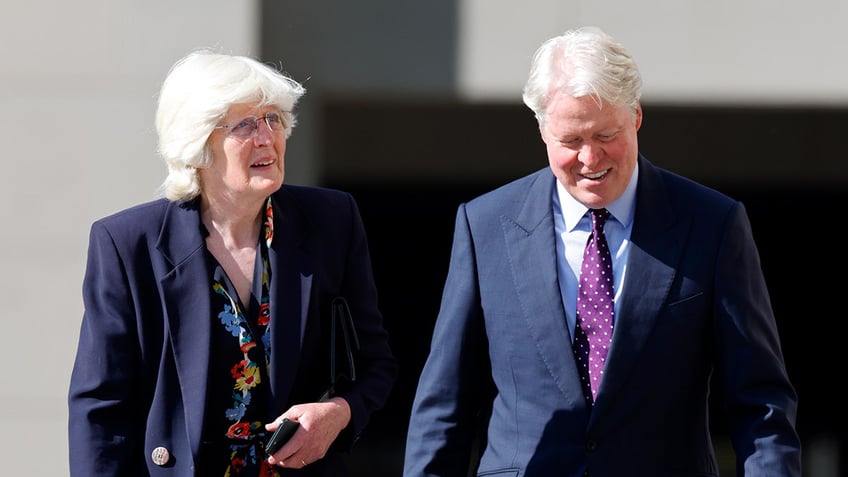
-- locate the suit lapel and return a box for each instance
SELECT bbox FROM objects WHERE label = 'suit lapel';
[154,199,213,455]
[593,158,690,415]
[267,190,311,408]
[501,170,586,410]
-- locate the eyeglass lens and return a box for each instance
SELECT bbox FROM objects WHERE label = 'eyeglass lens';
[224,112,285,139]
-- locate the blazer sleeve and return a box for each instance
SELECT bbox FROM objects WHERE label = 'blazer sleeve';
[403,203,494,477]
[713,203,801,476]
[331,192,399,445]
[68,221,149,476]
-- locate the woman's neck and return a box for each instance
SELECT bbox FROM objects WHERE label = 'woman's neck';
[200,194,265,248]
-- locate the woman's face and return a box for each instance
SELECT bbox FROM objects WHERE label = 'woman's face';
[201,103,286,204]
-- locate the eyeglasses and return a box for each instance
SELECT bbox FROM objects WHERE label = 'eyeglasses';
[215,111,286,140]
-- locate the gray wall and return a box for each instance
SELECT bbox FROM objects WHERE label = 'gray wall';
[1,1,258,473]
[3,1,843,474]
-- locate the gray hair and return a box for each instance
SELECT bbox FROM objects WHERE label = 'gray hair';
[155,49,306,201]
[522,26,642,125]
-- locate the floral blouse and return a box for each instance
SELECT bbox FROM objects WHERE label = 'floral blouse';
[202,198,280,476]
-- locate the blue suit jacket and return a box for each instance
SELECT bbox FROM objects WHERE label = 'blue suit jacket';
[69,185,398,476]
[403,157,800,477]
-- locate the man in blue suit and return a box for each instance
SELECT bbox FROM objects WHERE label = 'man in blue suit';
[403,26,801,476]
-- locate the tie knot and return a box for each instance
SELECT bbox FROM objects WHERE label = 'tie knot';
[590,208,610,231]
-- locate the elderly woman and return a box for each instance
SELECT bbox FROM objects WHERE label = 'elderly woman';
[68,50,398,476]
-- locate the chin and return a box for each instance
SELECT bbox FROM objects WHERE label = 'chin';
[252,177,282,194]
[576,191,609,209]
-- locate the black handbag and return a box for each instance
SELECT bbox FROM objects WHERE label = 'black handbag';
[264,296,360,456]
[320,296,360,400]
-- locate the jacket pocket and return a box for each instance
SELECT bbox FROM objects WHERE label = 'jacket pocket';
[478,469,519,477]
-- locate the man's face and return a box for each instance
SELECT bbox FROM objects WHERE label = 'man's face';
[540,93,642,209]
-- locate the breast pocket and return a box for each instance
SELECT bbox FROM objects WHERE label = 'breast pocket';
[478,469,519,477]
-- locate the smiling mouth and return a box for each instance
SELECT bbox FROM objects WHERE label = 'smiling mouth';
[582,169,608,180]
[251,160,275,167]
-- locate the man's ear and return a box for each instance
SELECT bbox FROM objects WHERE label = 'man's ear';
[634,104,643,131]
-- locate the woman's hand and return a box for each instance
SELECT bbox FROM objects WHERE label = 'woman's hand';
[264,396,351,468]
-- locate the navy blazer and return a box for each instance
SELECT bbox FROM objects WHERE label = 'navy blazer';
[69,184,398,476]
[403,156,800,477]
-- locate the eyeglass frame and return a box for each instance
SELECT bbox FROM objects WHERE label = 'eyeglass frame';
[214,111,289,140]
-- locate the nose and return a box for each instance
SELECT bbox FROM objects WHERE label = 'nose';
[578,142,601,164]
[253,118,275,145]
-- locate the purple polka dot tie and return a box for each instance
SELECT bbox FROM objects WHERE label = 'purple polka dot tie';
[573,208,614,404]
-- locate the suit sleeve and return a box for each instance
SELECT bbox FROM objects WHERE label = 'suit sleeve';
[713,203,802,476]
[68,222,147,476]
[403,203,493,477]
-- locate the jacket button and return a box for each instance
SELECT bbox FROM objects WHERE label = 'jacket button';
[586,439,598,451]
[151,446,170,466]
